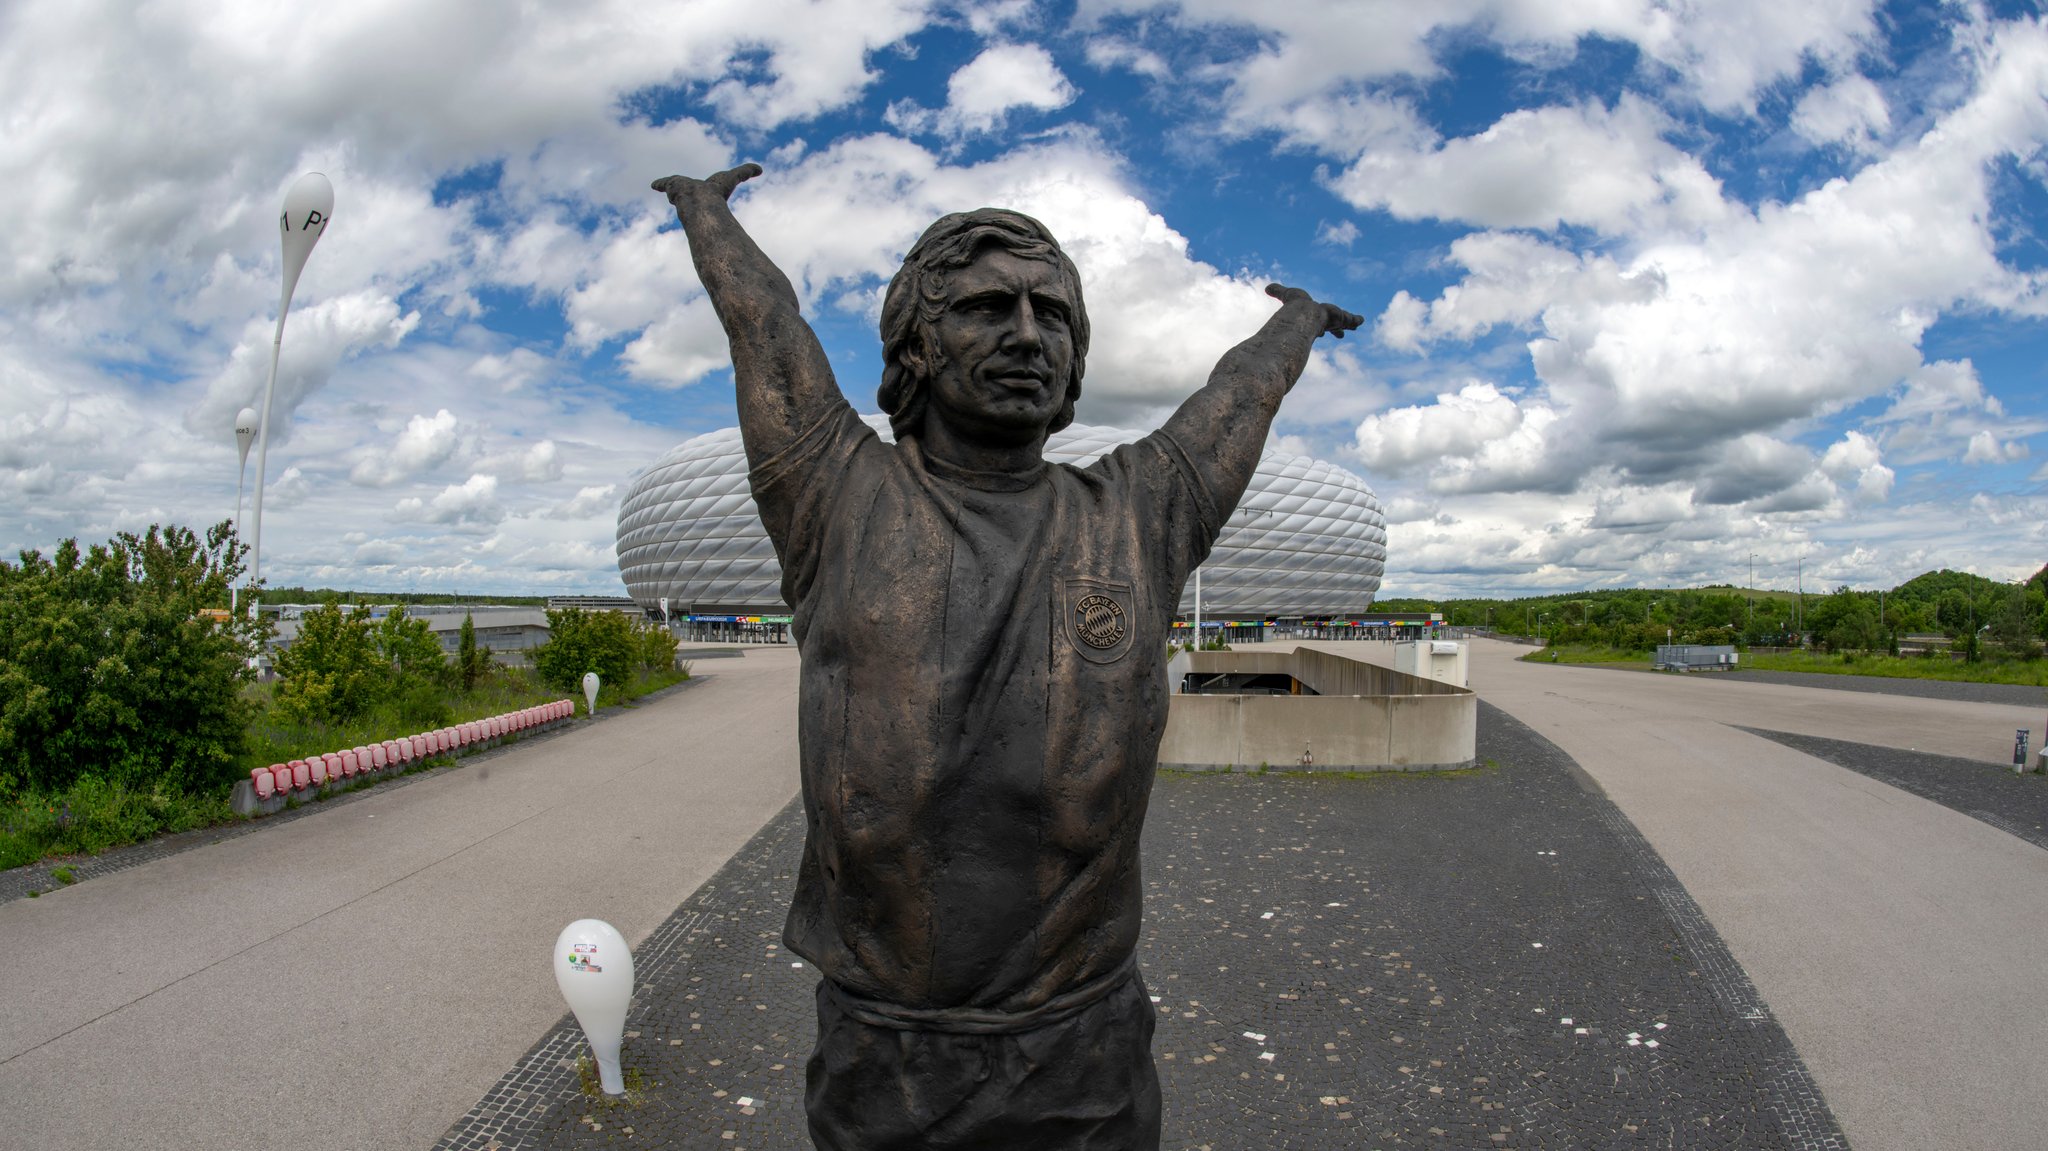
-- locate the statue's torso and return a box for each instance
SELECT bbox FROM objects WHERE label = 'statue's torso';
[752,408,1217,1014]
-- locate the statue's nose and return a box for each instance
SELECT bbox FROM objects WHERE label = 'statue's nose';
[1005,299,1044,351]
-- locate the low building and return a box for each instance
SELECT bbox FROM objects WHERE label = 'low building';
[263,606,552,667]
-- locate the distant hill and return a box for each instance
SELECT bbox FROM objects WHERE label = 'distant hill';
[1890,569,2007,606]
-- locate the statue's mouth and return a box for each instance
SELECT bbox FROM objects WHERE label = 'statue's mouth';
[987,367,1051,392]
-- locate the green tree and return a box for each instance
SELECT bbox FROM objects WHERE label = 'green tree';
[1809,589,1881,652]
[1987,584,2042,658]
[530,607,636,693]
[456,612,492,691]
[374,606,447,687]
[273,603,384,723]
[0,522,260,797]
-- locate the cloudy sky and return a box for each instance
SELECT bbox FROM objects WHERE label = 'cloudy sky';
[4,0,2044,598]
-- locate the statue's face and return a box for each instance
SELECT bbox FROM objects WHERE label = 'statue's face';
[923,248,1077,449]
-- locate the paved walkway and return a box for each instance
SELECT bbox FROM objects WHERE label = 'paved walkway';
[0,649,803,1151]
[9,638,2046,1149]
[1308,638,2048,1151]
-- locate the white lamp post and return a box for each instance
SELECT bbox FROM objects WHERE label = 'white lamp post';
[247,171,333,604]
[552,919,635,1095]
[232,405,258,613]
[582,672,600,716]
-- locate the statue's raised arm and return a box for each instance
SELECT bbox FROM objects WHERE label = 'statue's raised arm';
[1159,282,1364,515]
[651,164,848,463]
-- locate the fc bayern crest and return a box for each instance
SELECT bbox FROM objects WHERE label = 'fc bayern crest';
[1074,594,1127,648]
[1064,578,1135,664]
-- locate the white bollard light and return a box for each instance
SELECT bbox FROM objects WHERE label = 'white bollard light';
[583,671,600,716]
[553,919,635,1095]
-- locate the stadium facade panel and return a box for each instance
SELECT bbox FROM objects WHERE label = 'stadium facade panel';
[616,419,1386,618]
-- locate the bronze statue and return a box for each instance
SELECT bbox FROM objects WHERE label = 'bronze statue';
[654,163,1361,1150]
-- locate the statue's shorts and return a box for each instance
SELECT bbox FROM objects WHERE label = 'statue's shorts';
[805,960,1161,1151]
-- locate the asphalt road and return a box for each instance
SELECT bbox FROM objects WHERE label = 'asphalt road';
[1306,637,2048,1151]
[0,649,804,1151]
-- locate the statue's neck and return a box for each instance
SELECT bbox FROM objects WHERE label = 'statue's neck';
[913,415,1048,479]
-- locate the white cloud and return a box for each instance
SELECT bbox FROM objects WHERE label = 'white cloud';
[353,539,407,565]
[1962,429,2029,464]
[189,292,423,447]
[886,43,1079,139]
[476,440,564,485]
[1792,73,1893,152]
[1362,17,2048,511]
[1697,435,1816,506]
[1588,484,1696,532]
[395,473,504,527]
[350,409,463,487]
[1354,382,1528,476]
[1329,97,1728,236]
[1375,232,1662,352]
[541,484,620,520]
[268,466,312,509]
[1078,0,1882,135]
[1084,36,1171,81]
[1315,220,1359,247]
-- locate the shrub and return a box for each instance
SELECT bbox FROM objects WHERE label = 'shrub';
[637,621,680,671]
[273,603,384,724]
[531,607,636,693]
[0,522,261,798]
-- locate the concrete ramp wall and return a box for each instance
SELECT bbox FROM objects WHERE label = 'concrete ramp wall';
[1161,646,1476,771]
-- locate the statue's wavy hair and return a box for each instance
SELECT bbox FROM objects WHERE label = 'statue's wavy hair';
[876,208,1089,441]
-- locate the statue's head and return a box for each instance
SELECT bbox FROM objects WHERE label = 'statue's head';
[877,208,1089,445]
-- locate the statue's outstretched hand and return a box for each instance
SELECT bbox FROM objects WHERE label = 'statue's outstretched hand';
[651,163,763,206]
[1265,283,1364,340]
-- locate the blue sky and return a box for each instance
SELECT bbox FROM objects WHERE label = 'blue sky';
[2,0,2044,597]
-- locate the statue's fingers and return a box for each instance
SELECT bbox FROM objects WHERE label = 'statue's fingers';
[709,162,765,198]
[651,175,681,194]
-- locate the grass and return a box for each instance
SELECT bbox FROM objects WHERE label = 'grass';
[574,1054,650,1103]
[0,662,692,873]
[242,665,566,776]
[0,778,235,871]
[1520,643,2048,688]
[1517,644,1651,665]
[1735,649,2048,687]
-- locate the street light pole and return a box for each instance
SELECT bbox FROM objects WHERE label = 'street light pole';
[247,172,333,609]
[232,406,258,613]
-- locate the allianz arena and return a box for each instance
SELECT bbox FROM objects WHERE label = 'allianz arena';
[616,419,1386,639]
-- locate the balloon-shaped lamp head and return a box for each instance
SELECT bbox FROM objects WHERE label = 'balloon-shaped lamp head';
[582,671,600,716]
[235,406,259,468]
[553,918,635,1095]
[278,172,334,316]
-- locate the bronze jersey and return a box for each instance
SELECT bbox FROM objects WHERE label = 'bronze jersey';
[751,405,1224,1014]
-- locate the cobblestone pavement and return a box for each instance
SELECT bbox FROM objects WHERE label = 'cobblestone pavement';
[1724,668,2046,707]
[441,702,1843,1151]
[1742,727,2048,852]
